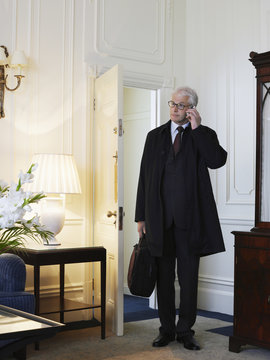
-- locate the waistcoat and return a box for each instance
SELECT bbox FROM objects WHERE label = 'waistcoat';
[161,130,189,229]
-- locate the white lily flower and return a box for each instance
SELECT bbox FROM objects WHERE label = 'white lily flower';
[31,163,38,172]
[0,165,52,253]
[0,180,8,192]
[18,170,35,185]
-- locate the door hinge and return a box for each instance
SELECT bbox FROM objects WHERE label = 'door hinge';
[119,118,123,137]
[92,278,95,290]
[119,206,124,230]
[93,98,96,111]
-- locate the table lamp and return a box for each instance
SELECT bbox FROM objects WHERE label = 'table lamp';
[26,153,82,245]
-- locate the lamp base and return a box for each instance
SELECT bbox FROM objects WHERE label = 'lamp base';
[40,196,65,247]
[43,236,61,246]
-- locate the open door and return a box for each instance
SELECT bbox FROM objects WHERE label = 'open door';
[93,65,124,336]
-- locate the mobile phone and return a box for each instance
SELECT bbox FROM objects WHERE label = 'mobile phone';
[186,106,195,119]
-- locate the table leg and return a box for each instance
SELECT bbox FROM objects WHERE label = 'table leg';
[60,264,65,323]
[101,259,106,339]
[13,346,26,360]
[34,265,40,315]
[34,265,40,351]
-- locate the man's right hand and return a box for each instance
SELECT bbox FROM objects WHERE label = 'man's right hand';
[137,221,146,238]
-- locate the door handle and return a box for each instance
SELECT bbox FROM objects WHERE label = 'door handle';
[107,210,117,218]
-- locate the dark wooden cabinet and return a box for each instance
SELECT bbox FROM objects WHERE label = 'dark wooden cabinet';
[230,51,270,352]
[229,231,270,352]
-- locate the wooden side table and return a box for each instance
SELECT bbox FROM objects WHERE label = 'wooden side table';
[14,244,106,339]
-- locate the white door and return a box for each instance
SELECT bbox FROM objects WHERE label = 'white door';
[93,65,124,336]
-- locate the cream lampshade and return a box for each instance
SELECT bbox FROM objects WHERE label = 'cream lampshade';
[0,47,8,65]
[27,153,82,245]
[10,50,28,68]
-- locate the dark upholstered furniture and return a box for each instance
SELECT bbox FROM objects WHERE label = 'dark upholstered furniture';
[0,253,35,359]
[0,253,35,313]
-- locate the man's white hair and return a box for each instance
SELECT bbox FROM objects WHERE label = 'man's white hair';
[172,87,198,107]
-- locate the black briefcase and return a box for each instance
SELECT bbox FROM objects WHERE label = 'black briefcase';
[127,234,157,297]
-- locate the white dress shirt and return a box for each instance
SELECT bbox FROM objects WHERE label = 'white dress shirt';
[171,121,189,143]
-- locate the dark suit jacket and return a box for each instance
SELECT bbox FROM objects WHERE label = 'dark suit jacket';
[135,120,227,257]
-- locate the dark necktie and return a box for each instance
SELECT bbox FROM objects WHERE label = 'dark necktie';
[173,126,184,155]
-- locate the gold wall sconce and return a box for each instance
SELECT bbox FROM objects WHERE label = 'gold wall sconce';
[0,45,27,118]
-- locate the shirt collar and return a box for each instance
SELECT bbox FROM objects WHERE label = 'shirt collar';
[171,121,189,136]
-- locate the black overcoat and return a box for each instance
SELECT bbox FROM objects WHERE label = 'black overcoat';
[135,120,227,257]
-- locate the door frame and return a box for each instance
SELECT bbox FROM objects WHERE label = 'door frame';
[86,64,174,324]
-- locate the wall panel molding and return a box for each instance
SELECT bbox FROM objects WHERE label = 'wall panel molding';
[260,0,270,51]
[62,0,75,154]
[96,66,173,90]
[226,0,257,205]
[95,0,166,64]
[198,274,233,288]
[11,0,17,50]
[27,0,75,154]
[29,0,41,152]
[220,217,253,227]
[186,0,257,212]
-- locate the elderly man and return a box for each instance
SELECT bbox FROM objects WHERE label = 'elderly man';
[135,87,227,350]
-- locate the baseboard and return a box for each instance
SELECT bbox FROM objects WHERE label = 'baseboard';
[124,285,132,296]
[125,279,234,316]
[25,283,84,298]
[197,287,233,315]
[197,275,234,315]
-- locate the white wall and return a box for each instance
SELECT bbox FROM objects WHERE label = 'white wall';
[181,0,267,314]
[0,0,269,315]
[0,0,89,306]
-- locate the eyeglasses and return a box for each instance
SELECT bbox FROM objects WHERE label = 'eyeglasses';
[168,101,193,110]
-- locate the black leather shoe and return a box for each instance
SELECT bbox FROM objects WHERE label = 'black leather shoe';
[176,334,200,350]
[152,333,175,347]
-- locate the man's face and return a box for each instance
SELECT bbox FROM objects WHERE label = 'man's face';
[169,93,191,125]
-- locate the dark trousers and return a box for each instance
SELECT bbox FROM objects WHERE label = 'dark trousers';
[156,226,200,336]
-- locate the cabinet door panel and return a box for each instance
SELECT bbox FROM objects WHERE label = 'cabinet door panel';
[235,248,264,339]
[263,268,270,315]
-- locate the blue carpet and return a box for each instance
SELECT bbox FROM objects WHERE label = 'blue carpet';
[207,325,233,337]
[197,309,233,323]
[124,295,159,322]
[124,294,233,336]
